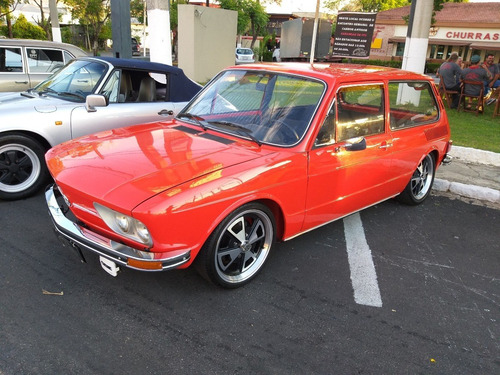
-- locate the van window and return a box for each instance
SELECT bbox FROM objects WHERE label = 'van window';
[336,84,384,142]
[388,81,439,130]
[26,48,64,74]
[0,47,23,72]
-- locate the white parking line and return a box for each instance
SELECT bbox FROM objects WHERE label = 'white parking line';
[343,213,383,307]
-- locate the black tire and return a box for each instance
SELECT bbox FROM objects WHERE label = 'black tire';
[397,153,435,205]
[0,134,50,200]
[195,203,275,288]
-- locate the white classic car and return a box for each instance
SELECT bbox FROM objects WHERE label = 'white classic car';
[0,56,201,200]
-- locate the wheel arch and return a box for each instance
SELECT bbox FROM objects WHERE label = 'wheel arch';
[0,130,52,152]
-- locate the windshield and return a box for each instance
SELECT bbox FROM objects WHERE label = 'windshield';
[179,70,325,146]
[34,59,107,102]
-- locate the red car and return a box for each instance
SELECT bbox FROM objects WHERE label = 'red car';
[46,63,452,288]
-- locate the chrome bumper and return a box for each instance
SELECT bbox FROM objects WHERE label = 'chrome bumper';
[45,184,190,272]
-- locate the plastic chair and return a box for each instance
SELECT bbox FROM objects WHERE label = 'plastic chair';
[458,80,484,116]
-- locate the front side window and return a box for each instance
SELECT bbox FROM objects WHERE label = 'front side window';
[336,84,385,142]
[26,48,64,73]
[388,81,438,130]
[181,70,325,146]
[0,47,23,72]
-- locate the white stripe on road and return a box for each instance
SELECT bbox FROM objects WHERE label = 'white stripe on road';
[343,213,383,307]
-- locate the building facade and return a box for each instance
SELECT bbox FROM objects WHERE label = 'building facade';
[371,2,500,63]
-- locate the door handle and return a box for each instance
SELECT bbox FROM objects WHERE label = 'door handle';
[379,143,393,149]
[158,109,174,116]
[15,81,28,84]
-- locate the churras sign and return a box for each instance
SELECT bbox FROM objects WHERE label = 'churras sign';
[333,12,377,58]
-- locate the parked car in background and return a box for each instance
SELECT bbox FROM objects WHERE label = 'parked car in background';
[235,47,255,64]
[45,63,452,288]
[131,38,141,56]
[0,39,87,92]
[0,56,201,200]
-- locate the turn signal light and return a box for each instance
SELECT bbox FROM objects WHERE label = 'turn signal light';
[127,258,162,270]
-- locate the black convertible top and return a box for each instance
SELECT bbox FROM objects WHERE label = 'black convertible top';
[87,56,202,102]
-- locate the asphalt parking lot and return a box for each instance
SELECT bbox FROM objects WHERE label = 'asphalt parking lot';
[1,190,498,374]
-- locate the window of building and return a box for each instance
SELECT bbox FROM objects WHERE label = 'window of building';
[395,43,405,57]
[436,45,446,59]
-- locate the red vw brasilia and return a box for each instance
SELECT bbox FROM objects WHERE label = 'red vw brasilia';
[46,63,452,288]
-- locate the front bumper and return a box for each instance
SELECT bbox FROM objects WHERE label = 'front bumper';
[45,184,190,272]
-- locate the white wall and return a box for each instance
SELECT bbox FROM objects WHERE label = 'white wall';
[178,5,237,83]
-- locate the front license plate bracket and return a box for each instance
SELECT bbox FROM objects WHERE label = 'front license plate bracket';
[99,256,120,277]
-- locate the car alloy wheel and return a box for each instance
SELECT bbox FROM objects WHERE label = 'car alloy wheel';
[0,135,48,200]
[398,153,435,205]
[196,203,275,288]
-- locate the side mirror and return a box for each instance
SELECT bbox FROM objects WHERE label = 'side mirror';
[85,94,108,113]
[335,137,367,152]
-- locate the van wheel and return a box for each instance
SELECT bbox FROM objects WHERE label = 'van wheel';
[0,135,49,200]
[397,153,435,205]
[195,203,275,288]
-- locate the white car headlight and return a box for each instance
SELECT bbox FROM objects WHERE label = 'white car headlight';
[94,203,152,247]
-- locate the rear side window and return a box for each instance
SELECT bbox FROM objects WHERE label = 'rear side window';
[388,81,439,130]
[336,84,385,142]
[26,48,64,74]
[0,47,23,72]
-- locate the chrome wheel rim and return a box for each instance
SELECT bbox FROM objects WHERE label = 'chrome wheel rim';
[410,154,434,200]
[215,209,273,284]
[0,144,40,193]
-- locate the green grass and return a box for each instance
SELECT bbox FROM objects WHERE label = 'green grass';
[445,104,500,153]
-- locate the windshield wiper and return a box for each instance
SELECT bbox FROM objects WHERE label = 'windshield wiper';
[58,91,85,101]
[37,87,58,96]
[21,89,37,98]
[177,113,209,131]
[207,120,262,146]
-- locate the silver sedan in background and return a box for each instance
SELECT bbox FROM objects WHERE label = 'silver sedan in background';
[0,56,202,200]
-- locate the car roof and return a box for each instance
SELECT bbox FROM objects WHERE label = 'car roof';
[0,38,87,57]
[229,62,432,84]
[81,56,202,102]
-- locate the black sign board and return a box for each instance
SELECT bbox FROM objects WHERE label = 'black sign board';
[333,12,377,58]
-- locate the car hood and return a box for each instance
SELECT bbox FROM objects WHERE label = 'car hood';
[46,122,271,211]
[0,91,71,113]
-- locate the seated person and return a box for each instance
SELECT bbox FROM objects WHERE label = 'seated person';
[460,55,490,97]
[437,52,462,109]
[484,53,500,104]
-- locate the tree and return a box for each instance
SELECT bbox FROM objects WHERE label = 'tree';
[218,0,269,49]
[31,0,53,40]
[0,0,21,38]
[11,13,47,39]
[62,0,110,55]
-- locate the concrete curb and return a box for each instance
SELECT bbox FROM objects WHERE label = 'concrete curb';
[433,179,500,204]
[448,146,500,167]
[433,146,500,204]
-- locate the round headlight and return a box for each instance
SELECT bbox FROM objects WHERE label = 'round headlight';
[136,222,152,245]
[115,215,130,232]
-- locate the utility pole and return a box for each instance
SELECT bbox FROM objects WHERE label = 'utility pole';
[310,0,321,65]
[49,0,61,42]
[110,0,132,58]
[401,0,433,74]
[147,0,172,65]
